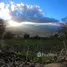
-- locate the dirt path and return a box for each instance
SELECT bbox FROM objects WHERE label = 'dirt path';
[44,63,66,67]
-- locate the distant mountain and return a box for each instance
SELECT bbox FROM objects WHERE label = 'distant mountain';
[6,23,61,37]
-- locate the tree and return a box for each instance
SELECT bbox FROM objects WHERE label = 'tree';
[58,23,67,56]
[0,19,5,39]
[60,17,67,38]
[33,35,40,39]
[49,33,59,39]
[23,34,30,39]
[4,31,15,39]
[53,34,59,38]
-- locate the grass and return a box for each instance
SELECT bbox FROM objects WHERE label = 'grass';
[5,38,65,49]
[2,38,67,63]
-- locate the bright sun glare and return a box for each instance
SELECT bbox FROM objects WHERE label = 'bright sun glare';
[0,2,21,27]
[8,20,21,27]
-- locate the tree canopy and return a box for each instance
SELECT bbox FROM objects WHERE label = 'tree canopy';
[0,19,5,39]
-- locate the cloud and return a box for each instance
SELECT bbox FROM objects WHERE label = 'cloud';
[0,2,59,23]
[0,2,11,20]
[10,2,59,23]
[61,17,67,23]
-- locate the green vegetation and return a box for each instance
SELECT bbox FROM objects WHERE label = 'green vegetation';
[5,38,65,51]
[0,38,66,63]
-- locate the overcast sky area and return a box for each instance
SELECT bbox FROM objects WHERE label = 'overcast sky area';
[0,0,67,36]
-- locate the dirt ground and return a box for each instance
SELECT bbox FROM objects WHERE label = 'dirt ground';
[44,63,67,67]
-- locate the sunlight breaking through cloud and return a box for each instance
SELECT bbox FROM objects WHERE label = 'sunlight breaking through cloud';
[0,2,59,28]
[0,2,59,22]
[0,2,11,20]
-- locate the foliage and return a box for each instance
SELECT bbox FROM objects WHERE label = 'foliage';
[1,41,6,48]
[4,32,15,39]
[23,34,30,39]
[0,19,5,38]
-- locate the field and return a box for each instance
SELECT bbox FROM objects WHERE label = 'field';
[5,38,67,52]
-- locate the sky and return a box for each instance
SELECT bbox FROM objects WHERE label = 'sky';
[1,0,67,21]
[0,0,66,36]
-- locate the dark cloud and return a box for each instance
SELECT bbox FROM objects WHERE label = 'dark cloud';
[9,3,59,23]
[61,17,67,23]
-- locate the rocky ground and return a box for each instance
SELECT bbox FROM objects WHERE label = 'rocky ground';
[0,60,67,67]
[0,52,67,67]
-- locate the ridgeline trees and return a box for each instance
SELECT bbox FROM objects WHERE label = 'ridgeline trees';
[4,32,15,39]
[23,34,30,39]
[0,19,5,39]
[58,19,67,56]
[60,18,67,39]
